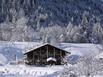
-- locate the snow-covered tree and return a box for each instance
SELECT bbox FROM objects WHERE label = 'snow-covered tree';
[39,25,63,45]
[92,19,103,43]
[57,55,103,77]
[79,12,90,43]
[65,22,74,42]
[9,8,29,41]
[0,20,13,41]
[0,7,32,42]
[57,66,78,77]
[64,22,81,43]
[77,56,97,77]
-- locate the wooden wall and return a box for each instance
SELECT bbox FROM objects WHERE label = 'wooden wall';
[25,44,67,65]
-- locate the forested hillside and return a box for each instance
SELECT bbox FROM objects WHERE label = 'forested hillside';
[0,0,103,43]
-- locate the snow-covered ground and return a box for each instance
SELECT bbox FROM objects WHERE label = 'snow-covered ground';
[0,65,64,77]
[0,65,103,77]
[0,41,102,77]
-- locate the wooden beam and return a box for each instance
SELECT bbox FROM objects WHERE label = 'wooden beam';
[33,51,34,65]
[47,45,48,58]
[60,50,62,58]
[40,48,41,62]
[53,47,55,58]
[60,50,62,57]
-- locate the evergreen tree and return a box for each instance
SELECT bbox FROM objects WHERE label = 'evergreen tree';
[79,12,90,43]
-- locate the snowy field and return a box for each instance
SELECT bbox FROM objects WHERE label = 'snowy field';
[0,65,64,77]
[0,41,102,77]
[0,65,103,77]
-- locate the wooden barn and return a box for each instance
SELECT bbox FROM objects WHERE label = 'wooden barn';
[24,43,70,66]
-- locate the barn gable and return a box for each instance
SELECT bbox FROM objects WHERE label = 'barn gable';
[24,43,70,65]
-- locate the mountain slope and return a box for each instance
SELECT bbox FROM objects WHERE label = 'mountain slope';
[0,0,103,26]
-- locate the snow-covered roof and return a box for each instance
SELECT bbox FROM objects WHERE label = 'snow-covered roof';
[47,57,56,62]
[24,43,70,54]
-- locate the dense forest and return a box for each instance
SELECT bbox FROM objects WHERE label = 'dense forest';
[0,0,103,43]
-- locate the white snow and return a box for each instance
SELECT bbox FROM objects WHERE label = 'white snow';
[61,43,102,56]
[0,65,63,77]
[47,57,56,62]
[0,53,7,65]
[0,41,102,77]
[96,52,103,59]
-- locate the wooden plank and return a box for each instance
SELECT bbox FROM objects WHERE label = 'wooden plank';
[53,48,55,58]
[33,51,34,65]
[60,50,62,57]
[40,48,41,63]
[47,45,48,58]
